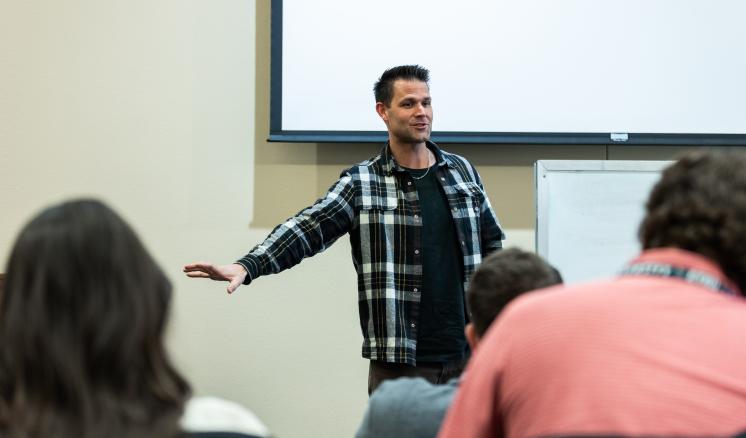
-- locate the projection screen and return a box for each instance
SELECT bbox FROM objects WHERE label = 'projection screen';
[271,0,746,145]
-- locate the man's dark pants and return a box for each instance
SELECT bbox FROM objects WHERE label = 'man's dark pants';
[367,358,467,395]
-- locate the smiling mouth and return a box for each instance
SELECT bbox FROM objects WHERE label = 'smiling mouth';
[412,123,429,129]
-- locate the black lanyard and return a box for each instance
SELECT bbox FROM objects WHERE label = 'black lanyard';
[620,262,735,295]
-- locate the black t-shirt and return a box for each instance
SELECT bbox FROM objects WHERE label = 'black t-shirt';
[406,164,468,363]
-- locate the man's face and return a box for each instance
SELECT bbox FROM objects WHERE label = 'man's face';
[376,79,433,146]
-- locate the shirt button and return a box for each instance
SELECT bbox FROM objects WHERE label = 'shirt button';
[461,241,465,246]
[414,249,420,255]
[414,214,419,219]
[413,288,418,292]
[411,323,416,328]
[441,177,445,181]
[474,206,479,212]
[407,181,412,186]
[452,207,457,212]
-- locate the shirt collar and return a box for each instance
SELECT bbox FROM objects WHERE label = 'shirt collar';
[379,140,450,176]
[626,248,742,296]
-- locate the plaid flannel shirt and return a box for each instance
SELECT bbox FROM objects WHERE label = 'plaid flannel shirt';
[237,142,504,365]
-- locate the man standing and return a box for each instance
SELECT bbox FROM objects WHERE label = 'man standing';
[184,65,504,393]
[439,150,746,438]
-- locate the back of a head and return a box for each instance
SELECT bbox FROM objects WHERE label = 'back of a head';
[467,248,563,336]
[373,64,430,106]
[639,149,746,293]
[0,199,189,438]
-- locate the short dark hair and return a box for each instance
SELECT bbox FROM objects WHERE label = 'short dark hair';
[639,149,746,293]
[466,248,563,336]
[0,199,190,438]
[373,64,430,106]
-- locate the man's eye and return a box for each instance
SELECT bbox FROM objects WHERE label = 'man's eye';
[402,103,412,108]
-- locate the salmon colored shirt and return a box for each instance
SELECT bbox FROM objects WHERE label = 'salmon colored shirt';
[439,248,746,438]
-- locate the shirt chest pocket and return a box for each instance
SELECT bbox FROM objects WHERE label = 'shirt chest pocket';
[451,182,483,216]
[356,196,398,258]
[355,174,398,231]
[359,195,398,223]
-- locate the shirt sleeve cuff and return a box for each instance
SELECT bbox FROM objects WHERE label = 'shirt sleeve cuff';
[234,257,259,285]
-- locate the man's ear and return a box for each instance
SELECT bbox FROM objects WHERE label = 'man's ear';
[375,102,388,122]
[465,323,480,351]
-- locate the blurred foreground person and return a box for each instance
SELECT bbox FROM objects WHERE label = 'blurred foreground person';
[440,150,746,438]
[0,199,268,438]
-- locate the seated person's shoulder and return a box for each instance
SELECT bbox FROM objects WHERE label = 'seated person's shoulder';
[184,433,265,438]
[357,377,459,438]
[181,396,270,438]
[372,376,457,404]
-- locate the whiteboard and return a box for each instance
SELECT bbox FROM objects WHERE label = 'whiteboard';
[535,160,671,284]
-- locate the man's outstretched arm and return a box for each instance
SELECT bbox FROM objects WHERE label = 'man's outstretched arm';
[183,173,356,294]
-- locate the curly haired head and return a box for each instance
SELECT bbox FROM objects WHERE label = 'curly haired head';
[639,149,746,293]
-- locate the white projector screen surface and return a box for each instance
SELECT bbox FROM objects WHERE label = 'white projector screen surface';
[273,0,746,144]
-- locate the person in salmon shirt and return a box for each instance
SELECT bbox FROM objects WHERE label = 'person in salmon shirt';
[439,150,746,438]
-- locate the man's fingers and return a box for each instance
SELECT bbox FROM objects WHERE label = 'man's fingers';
[183,262,215,272]
[185,271,211,278]
[227,277,242,294]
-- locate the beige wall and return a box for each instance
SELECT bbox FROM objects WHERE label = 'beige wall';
[0,2,724,438]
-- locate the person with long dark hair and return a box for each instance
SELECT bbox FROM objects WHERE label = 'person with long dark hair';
[0,199,268,438]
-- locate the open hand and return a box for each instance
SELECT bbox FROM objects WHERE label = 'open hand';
[183,262,248,294]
